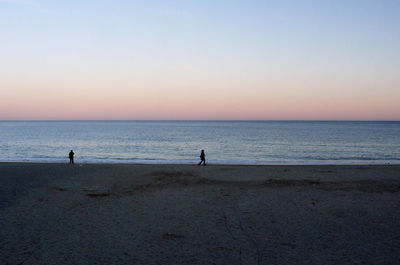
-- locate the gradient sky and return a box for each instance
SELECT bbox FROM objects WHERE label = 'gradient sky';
[1,0,399,120]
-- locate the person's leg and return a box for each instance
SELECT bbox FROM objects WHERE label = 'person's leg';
[204,159,206,166]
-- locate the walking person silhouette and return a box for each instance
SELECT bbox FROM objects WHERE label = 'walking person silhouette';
[198,150,206,166]
[69,150,75,164]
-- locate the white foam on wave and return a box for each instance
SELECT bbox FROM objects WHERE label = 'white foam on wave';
[1,157,399,165]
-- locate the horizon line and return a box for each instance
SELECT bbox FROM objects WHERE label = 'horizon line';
[1,119,399,122]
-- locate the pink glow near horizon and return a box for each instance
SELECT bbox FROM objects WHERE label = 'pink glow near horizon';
[1,77,399,120]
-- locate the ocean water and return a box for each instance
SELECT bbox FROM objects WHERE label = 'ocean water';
[0,121,399,165]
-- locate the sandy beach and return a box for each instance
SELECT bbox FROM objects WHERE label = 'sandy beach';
[1,163,399,264]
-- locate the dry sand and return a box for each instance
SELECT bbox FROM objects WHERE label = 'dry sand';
[1,163,400,264]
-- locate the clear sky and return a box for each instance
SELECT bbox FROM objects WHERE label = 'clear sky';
[1,0,399,120]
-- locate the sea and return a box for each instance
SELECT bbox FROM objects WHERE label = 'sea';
[0,121,399,165]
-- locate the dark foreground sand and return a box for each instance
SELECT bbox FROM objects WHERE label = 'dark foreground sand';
[1,163,400,264]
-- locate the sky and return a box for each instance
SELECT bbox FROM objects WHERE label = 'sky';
[0,0,399,120]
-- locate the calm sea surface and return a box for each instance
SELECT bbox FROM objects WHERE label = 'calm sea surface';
[0,121,399,164]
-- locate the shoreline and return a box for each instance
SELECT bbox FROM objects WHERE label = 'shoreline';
[1,161,399,166]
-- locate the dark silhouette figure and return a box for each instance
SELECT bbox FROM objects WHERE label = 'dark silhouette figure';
[198,150,206,166]
[69,150,75,164]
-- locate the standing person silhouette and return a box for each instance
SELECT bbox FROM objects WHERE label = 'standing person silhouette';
[198,150,206,166]
[69,150,75,164]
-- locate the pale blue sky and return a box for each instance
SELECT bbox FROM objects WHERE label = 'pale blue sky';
[1,0,399,120]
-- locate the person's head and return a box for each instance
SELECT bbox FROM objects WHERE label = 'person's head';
[201,150,204,153]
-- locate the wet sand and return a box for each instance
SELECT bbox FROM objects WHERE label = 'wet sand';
[1,163,400,264]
